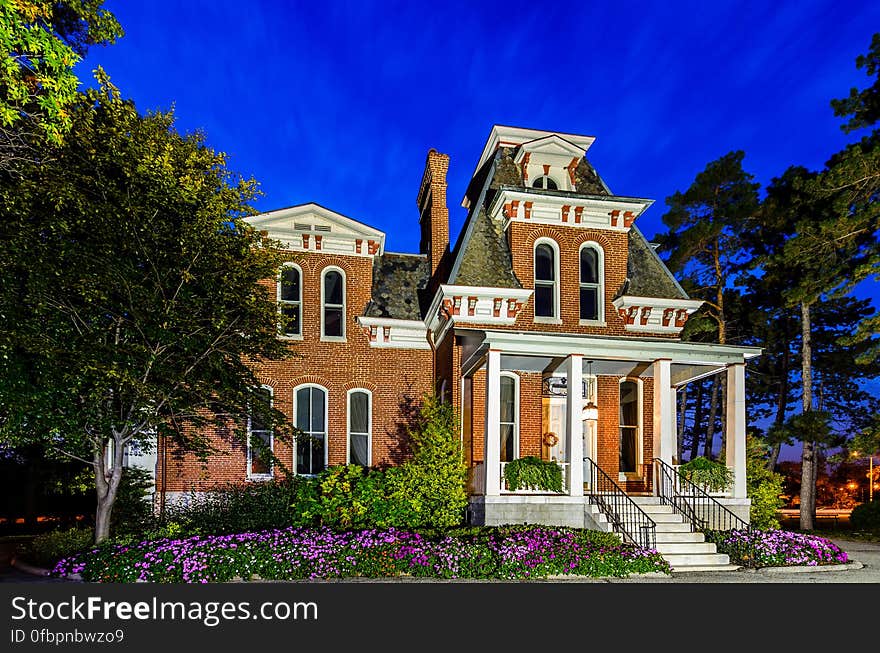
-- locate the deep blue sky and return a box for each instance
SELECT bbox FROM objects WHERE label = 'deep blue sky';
[75,1,878,461]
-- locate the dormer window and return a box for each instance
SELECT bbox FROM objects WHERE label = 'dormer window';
[532,175,558,190]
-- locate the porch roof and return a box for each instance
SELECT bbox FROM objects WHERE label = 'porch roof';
[457,328,761,385]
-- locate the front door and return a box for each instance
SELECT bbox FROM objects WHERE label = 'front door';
[542,398,566,463]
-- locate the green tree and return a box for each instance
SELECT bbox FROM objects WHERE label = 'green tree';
[0,77,293,543]
[657,151,760,458]
[385,394,467,529]
[0,0,122,164]
[745,434,784,530]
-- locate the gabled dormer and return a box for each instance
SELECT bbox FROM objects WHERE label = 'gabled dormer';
[245,203,385,257]
[514,134,588,192]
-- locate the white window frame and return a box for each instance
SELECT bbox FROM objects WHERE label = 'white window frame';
[531,174,560,190]
[293,383,329,476]
[499,372,520,462]
[320,266,346,341]
[618,377,644,481]
[247,385,274,481]
[278,262,303,339]
[533,238,561,323]
[346,388,372,466]
[578,242,605,325]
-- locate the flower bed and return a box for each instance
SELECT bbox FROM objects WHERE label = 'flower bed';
[51,526,670,583]
[706,529,849,568]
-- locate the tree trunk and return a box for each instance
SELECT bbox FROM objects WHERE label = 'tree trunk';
[703,376,720,459]
[94,437,125,544]
[767,341,791,471]
[799,301,815,531]
[690,380,705,461]
[677,384,688,464]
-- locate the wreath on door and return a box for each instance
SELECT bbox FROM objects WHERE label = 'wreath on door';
[542,432,559,447]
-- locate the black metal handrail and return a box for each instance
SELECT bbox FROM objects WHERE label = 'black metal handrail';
[653,458,755,568]
[584,457,656,550]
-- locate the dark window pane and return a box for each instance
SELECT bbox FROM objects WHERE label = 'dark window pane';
[580,248,598,284]
[296,439,309,475]
[250,388,271,432]
[250,431,271,475]
[311,435,325,474]
[324,270,343,305]
[620,381,638,427]
[324,307,343,337]
[620,427,637,473]
[535,245,554,280]
[500,377,515,423]
[500,424,515,462]
[350,391,369,433]
[296,388,311,431]
[534,285,553,317]
[544,177,557,190]
[580,287,598,320]
[280,267,300,301]
[281,304,300,336]
[311,388,325,432]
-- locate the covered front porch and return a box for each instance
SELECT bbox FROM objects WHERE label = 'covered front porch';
[458,329,760,528]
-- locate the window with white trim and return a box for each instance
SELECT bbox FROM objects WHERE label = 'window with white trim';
[247,386,273,480]
[619,380,641,474]
[278,263,301,337]
[322,268,345,339]
[348,389,371,466]
[579,244,603,322]
[532,175,558,190]
[534,241,558,319]
[499,373,519,462]
[295,385,327,475]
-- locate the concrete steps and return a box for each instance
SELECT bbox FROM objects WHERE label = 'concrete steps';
[591,495,739,573]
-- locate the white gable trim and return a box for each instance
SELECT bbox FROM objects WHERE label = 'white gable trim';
[356,317,430,350]
[612,296,704,335]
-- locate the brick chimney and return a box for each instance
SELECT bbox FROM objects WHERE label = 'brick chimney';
[416,149,450,279]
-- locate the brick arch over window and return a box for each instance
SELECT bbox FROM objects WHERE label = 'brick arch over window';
[289,375,332,389]
[341,380,379,394]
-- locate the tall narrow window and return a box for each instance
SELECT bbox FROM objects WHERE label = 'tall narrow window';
[322,268,345,338]
[295,385,327,475]
[619,380,640,473]
[247,386,273,479]
[534,242,557,319]
[579,245,602,321]
[279,264,301,337]
[348,390,371,466]
[499,373,519,462]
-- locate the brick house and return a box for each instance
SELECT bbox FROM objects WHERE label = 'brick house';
[152,125,759,554]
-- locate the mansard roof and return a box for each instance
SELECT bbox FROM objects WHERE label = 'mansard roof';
[621,228,689,300]
[363,252,430,320]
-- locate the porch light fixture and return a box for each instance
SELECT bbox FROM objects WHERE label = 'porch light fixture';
[582,360,599,422]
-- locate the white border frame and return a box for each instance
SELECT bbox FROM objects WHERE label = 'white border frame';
[533,238,561,324]
[346,388,372,466]
[320,266,346,342]
[293,383,330,475]
[278,262,303,340]
[247,384,275,481]
[578,242,605,326]
[618,377,644,481]
[499,372,520,461]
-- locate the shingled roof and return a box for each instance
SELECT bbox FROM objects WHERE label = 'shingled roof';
[454,208,521,288]
[620,227,689,300]
[363,252,430,320]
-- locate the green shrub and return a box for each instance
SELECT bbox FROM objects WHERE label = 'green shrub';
[678,456,734,492]
[111,467,156,537]
[24,527,94,567]
[850,499,880,530]
[745,435,784,530]
[385,394,468,529]
[503,456,563,492]
[316,465,389,529]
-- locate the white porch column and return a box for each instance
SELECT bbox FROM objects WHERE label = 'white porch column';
[565,354,584,496]
[726,363,747,498]
[652,358,674,466]
[484,349,502,496]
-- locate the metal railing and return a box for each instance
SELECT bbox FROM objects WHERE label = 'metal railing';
[584,457,656,550]
[653,457,754,567]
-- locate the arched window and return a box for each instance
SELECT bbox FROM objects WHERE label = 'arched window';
[534,240,558,319]
[294,384,327,475]
[247,386,274,480]
[321,267,345,339]
[619,380,641,474]
[499,373,519,462]
[579,243,604,322]
[348,389,371,466]
[532,175,558,190]
[278,263,301,337]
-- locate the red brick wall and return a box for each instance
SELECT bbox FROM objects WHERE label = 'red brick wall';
[158,251,433,493]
